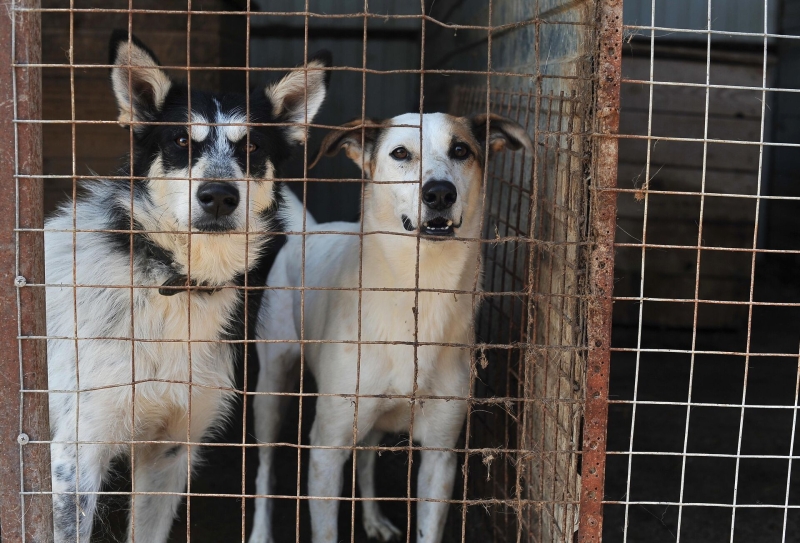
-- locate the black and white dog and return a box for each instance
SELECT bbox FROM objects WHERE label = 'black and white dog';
[45,32,330,542]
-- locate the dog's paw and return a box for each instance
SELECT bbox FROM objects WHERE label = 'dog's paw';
[247,525,273,543]
[363,511,402,542]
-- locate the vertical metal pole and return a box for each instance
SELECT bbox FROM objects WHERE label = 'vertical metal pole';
[0,1,52,542]
[578,0,622,541]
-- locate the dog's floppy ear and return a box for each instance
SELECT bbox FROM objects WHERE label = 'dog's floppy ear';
[109,30,172,130]
[310,118,382,175]
[470,114,534,155]
[266,50,332,145]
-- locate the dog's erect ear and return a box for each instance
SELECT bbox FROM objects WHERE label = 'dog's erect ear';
[266,50,332,145]
[470,114,534,155]
[109,31,172,130]
[310,118,382,175]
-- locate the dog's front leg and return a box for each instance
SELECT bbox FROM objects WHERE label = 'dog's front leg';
[249,335,301,543]
[416,448,457,543]
[308,398,374,543]
[415,400,467,543]
[358,430,402,541]
[308,444,349,543]
[127,442,194,543]
[51,439,113,543]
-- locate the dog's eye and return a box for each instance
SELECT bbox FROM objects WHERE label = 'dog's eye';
[452,143,470,159]
[175,136,189,148]
[245,142,258,153]
[391,147,409,160]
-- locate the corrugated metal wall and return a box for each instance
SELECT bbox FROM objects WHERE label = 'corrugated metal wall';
[623,0,779,40]
[427,1,595,540]
[250,0,423,222]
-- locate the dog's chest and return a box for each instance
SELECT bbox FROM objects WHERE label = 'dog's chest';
[133,289,238,379]
[356,290,471,394]
[127,290,239,437]
[363,289,470,344]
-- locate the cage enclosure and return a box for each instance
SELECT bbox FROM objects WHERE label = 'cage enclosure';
[0,1,620,543]
[605,1,800,541]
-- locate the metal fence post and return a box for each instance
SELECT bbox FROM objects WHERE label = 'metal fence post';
[0,1,53,541]
[579,0,623,541]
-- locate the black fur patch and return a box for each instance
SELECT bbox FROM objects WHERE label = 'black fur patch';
[163,445,182,458]
[128,87,292,182]
[53,462,77,482]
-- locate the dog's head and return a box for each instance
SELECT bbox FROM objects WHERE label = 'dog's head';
[109,31,331,235]
[313,112,532,239]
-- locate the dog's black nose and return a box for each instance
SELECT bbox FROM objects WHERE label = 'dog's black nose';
[422,180,457,211]
[197,183,240,217]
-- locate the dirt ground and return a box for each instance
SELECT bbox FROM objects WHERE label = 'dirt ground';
[87,256,800,543]
[603,253,800,543]
[91,364,495,543]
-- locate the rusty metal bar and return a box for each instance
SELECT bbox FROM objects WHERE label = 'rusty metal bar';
[578,0,623,541]
[0,1,52,543]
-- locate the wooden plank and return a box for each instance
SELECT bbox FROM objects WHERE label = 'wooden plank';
[621,79,765,120]
[619,273,753,303]
[54,32,226,70]
[42,122,128,156]
[0,1,54,542]
[623,40,774,66]
[616,186,758,223]
[615,217,756,248]
[41,31,226,87]
[249,0,422,30]
[618,137,761,173]
[614,239,755,274]
[623,55,765,86]
[616,49,770,305]
[617,162,759,196]
[619,109,763,143]
[612,294,751,329]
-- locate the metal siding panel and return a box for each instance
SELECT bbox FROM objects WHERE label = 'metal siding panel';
[430,1,596,541]
[625,0,780,40]
[248,16,421,223]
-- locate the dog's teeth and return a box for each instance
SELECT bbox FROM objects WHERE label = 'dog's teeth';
[446,220,453,226]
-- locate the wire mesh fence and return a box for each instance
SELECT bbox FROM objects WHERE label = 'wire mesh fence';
[606,1,800,542]
[0,1,621,542]
[452,85,591,542]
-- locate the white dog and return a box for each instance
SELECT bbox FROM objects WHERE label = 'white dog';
[249,112,532,543]
[45,31,330,542]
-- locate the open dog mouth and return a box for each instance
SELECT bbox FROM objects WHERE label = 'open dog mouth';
[401,215,458,238]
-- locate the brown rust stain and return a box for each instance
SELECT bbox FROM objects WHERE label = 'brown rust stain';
[0,1,53,541]
[578,0,622,542]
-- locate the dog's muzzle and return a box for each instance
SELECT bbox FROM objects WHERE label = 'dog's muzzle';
[422,180,457,212]
[400,214,461,238]
[400,180,460,238]
[195,182,239,231]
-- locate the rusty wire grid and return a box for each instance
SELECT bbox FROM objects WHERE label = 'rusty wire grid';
[0,1,621,542]
[450,85,593,543]
[604,0,800,542]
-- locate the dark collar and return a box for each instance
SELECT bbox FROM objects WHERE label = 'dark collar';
[157,275,223,297]
[139,235,223,297]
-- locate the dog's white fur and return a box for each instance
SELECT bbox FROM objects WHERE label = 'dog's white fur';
[46,36,328,543]
[249,113,533,543]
